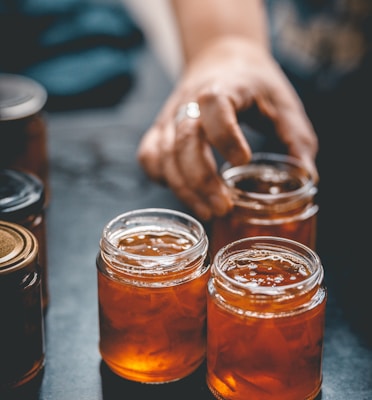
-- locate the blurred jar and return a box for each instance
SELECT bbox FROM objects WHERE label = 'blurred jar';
[0,169,49,311]
[210,152,318,257]
[0,73,49,199]
[0,220,45,393]
[97,208,210,383]
[206,236,327,400]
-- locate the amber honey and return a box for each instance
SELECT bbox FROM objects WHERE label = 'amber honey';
[210,152,318,257]
[97,208,210,383]
[206,236,326,400]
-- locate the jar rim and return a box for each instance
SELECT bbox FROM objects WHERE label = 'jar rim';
[0,169,46,220]
[100,208,209,271]
[221,152,317,206]
[212,236,323,295]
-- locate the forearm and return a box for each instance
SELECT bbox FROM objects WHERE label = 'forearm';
[170,0,269,63]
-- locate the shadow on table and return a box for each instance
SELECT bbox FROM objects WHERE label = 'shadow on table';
[100,360,214,399]
[100,360,324,399]
[0,368,44,400]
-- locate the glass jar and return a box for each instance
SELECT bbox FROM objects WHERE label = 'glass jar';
[0,73,49,199]
[210,152,318,257]
[0,220,45,393]
[206,236,327,400]
[0,169,49,311]
[96,208,210,383]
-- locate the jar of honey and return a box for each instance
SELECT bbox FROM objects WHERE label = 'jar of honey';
[0,169,49,311]
[210,152,319,257]
[206,236,327,400]
[0,73,49,198]
[96,208,210,383]
[0,220,45,393]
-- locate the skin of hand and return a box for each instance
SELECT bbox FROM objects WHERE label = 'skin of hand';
[137,36,319,222]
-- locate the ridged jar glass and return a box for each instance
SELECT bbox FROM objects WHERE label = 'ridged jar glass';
[206,236,327,400]
[96,208,210,383]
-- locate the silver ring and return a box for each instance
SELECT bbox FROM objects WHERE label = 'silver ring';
[175,101,200,124]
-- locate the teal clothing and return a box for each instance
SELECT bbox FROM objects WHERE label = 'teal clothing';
[0,0,144,109]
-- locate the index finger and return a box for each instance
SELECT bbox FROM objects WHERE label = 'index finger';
[256,85,319,182]
[198,94,252,166]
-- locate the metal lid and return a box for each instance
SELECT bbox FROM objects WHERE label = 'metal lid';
[0,169,45,220]
[0,220,38,274]
[0,73,47,121]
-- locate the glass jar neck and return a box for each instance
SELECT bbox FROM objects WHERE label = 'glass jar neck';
[211,236,324,315]
[98,208,210,285]
[222,152,317,215]
[231,187,317,217]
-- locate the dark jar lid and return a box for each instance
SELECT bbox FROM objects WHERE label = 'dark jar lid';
[0,73,47,121]
[0,169,46,220]
[0,220,38,275]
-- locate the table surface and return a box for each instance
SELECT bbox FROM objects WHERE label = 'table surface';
[18,45,372,400]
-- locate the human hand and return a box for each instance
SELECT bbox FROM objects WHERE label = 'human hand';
[137,37,318,221]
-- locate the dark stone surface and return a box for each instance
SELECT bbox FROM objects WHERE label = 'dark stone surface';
[25,45,372,399]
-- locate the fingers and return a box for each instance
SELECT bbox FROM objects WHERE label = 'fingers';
[197,92,252,166]
[254,69,319,182]
[137,113,234,221]
[137,126,163,183]
[282,111,319,183]
[174,118,234,218]
[137,39,320,220]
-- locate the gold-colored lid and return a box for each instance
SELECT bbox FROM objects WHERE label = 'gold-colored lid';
[0,220,38,274]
